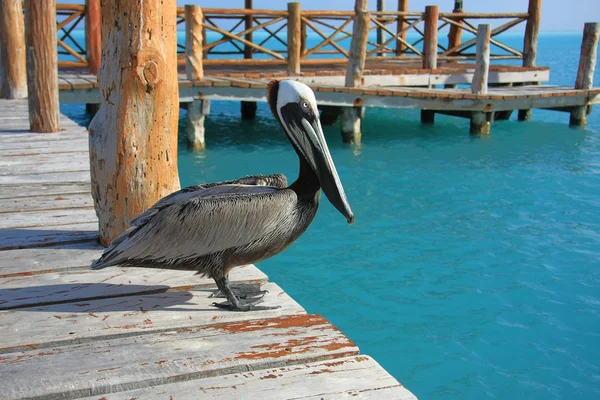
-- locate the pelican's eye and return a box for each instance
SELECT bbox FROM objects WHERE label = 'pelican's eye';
[300,100,310,109]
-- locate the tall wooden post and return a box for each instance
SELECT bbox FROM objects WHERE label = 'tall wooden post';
[471,24,492,135]
[423,5,438,69]
[447,0,463,57]
[25,0,60,133]
[244,0,253,59]
[0,0,27,99]
[88,0,181,246]
[341,0,369,144]
[519,0,541,121]
[185,5,208,150]
[570,22,600,127]
[85,0,101,75]
[376,0,386,57]
[523,0,541,67]
[396,0,408,56]
[241,0,257,120]
[444,0,463,89]
[287,2,301,75]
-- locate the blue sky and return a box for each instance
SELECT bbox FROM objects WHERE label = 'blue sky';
[62,1,599,32]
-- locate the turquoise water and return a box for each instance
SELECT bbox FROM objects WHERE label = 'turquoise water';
[62,33,600,399]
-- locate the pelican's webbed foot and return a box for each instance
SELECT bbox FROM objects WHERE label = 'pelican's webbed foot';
[209,283,268,300]
[211,276,281,312]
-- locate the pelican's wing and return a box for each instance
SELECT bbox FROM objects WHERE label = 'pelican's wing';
[93,184,296,268]
[129,174,288,227]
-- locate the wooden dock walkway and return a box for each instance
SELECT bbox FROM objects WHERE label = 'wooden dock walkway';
[0,99,417,399]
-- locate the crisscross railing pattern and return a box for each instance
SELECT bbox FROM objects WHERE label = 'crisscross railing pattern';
[438,12,529,60]
[51,3,537,73]
[176,8,288,61]
[56,4,88,68]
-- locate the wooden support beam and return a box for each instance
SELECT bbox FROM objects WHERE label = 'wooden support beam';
[471,24,491,95]
[396,0,408,55]
[85,0,101,75]
[319,105,341,125]
[470,111,491,135]
[444,1,463,88]
[25,0,60,132]
[523,0,541,67]
[241,100,257,120]
[287,2,301,75]
[88,0,181,245]
[376,0,386,57]
[470,24,492,135]
[244,0,253,59]
[423,5,439,69]
[446,1,463,58]
[570,22,600,127]
[341,0,369,144]
[185,5,207,150]
[421,110,435,123]
[241,1,257,120]
[0,0,27,99]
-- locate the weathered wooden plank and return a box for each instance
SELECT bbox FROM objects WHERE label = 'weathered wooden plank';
[0,208,96,229]
[0,183,91,200]
[0,243,104,277]
[0,130,85,143]
[0,222,99,250]
[0,282,303,352]
[103,355,417,400]
[0,137,88,150]
[0,192,94,213]
[0,170,91,184]
[0,158,89,176]
[0,314,356,400]
[0,264,267,309]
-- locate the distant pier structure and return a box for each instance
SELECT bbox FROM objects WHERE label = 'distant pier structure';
[2,0,599,146]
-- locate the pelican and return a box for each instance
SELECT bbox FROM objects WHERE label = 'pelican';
[91,80,354,311]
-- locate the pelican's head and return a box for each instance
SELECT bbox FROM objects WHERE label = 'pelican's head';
[267,80,354,224]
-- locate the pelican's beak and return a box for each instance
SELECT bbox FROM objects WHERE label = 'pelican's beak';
[279,102,354,224]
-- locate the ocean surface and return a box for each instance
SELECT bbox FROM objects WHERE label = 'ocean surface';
[62,32,600,399]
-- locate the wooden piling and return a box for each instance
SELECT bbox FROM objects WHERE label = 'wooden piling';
[423,5,439,70]
[447,1,463,58]
[0,0,27,99]
[520,0,542,120]
[523,0,541,68]
[570,22,600,127]
[241,0,257,120]
[421,110,435,124]
[341,0,369,144]
[241,101,257,120]
[470,24,492,135]
[25,0,60,132]
[376,0,386,57]
[185,5,207,150]
[88,0,181,245]
[244,0,253,59]
[85,0,101,75]
[287,2,301,75]
[396,0,408,56]
[471,24,491,95]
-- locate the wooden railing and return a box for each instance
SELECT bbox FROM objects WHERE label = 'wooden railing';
[56,4,88,69]
[53,1,539,72]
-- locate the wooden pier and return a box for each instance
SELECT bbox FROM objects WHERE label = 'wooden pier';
[0,99,417,399]
[1,0,599,398]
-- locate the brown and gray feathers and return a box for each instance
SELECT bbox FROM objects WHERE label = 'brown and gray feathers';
[91,174,291,272]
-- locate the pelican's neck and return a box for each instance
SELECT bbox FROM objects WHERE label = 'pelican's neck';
[289,148,320,198]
